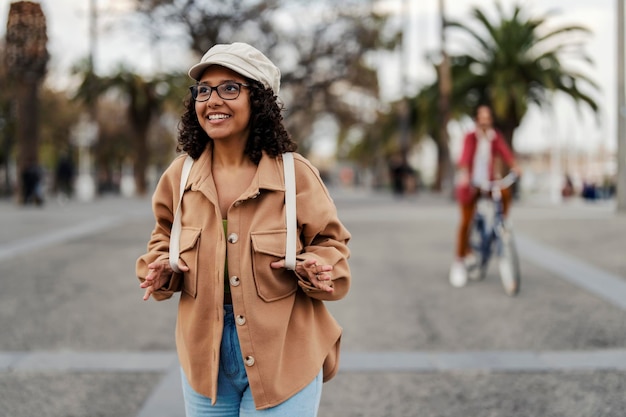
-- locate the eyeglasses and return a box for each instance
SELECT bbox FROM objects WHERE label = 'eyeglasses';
[189,82,249,102]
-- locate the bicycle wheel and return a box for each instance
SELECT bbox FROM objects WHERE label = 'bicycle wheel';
[498,226,521,296]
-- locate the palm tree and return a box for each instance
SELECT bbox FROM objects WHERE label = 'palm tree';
[104,71,164,196]
[0,46,16,196]
[446,2,599,150]
[74,65,188,196]
[4,2,49,203]
[409,56,488,191]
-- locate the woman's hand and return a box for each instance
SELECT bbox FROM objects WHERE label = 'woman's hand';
[271,258,334,293]
[455,168,470,187]
[141,259,189,301]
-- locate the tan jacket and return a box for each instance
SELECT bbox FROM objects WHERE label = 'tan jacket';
[136,148,351,409]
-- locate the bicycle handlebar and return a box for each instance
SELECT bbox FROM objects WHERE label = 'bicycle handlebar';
[473,172,518,193]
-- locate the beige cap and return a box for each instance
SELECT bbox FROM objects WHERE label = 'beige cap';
[188,42,281,94]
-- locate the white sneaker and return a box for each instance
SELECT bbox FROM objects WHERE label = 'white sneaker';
[449,260,468,287]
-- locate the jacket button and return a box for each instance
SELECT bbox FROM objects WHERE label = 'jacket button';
[236,315,246,325]
[227,233,238,244]
[230,276,240,287]
[244,356,255,366]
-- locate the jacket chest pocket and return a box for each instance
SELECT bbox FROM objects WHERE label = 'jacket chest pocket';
[251,230,302,302]
[178,227,201,298]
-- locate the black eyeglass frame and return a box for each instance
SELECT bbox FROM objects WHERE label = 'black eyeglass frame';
[189,82,250,102]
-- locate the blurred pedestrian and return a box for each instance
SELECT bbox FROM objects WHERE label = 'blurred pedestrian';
[55,153,75,199]
[449,104,521,287]
[582,180,597,200]
[21,161,44,206]
[136,42,351,416]
[388,152,407,196]
[562,174,574,198]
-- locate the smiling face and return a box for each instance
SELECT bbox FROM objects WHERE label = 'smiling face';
[475,105,493,132]
[195,65,251,146]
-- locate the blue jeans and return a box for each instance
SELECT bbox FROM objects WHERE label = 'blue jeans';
[181,305,323,417]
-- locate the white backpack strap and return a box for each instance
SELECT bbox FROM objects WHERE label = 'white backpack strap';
[283,152,297,270]
[169,156,194,273]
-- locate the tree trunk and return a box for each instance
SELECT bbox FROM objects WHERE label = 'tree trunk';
[16,78,42,203]
[435,55,453,193]
[5,1,48,203]
[133,124,149,196]
[501,123,516,152]
[432,136,451,192]
[500,121,520,197]
[434,0,453,194]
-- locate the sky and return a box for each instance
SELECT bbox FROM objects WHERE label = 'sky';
[0,0,619,156]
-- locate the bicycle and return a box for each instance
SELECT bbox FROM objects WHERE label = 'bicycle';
[466,172,521,296]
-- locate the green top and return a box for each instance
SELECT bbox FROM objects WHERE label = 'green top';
[223,220,229,295]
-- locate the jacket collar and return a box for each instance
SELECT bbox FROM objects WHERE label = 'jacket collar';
[256,151,285,193]
[186,146,286,202]
[476,128,495,142]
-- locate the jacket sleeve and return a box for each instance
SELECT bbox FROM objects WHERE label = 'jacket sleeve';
[457,133,474,169]
[454,133,475,204]
[135,157,186,301]
[291,155,351,301]
[493,132,516,168]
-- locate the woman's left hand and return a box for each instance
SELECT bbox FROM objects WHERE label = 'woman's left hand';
[271,258,334,293]
[141,259,188,301]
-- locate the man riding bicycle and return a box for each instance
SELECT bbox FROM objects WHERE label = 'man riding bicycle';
[450,104,522,288]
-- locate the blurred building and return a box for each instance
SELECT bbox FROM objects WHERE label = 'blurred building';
[517,146,616,200]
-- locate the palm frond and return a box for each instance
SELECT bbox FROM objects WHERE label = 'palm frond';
[441,1,599,148]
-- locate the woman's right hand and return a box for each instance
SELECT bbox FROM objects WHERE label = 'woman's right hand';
[141,259,189,301]
[456,169,470,187]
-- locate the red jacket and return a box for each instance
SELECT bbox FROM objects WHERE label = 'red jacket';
[455,129,516,203]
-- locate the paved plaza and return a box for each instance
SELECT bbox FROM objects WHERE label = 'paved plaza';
[1,189,625,417]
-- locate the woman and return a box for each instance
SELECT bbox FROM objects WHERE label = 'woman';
[136,42,351,416]
[450,104,520,288]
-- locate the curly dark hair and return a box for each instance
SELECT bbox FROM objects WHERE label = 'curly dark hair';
[177,79,297,163]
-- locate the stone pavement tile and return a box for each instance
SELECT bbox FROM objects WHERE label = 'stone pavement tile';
[517,233,626,310]
[335,206,626,353]
[0,372,158,417]
[0,219,178,352]
[1,192,625,417]
[0,196,151,258]
[318,371,626,417]
[513,205,626,279]
[137,367,185,417]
